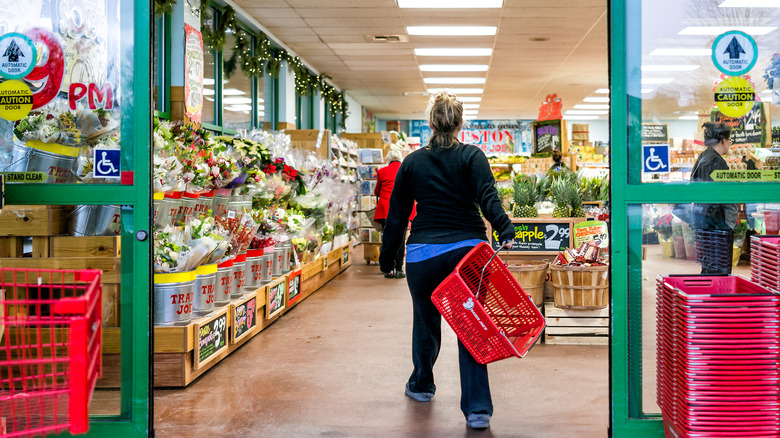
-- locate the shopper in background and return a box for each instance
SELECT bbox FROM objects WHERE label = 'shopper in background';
[379,91,515,430]
[548,149,568,172]
[691,122,738,274]
[374,149,408,279]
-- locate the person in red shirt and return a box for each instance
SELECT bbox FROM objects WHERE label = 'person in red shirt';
[374,149,409,279]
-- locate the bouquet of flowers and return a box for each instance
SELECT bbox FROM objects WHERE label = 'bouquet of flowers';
[14,100,83,146]
[215,213,259,259]
[655,214,674,240]
[153,226,192,273]
[188,216,232,266]
[203,138,240,189]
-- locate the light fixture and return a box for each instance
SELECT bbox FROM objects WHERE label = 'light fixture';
[203,88,215,96]
[458,96,482,102]
[679,26,777,36]
[419,64,489,72]
[415,48,492,57]
[423,77,486,84]
[719,0,780,6]
[573,104,610,110]
[641,77,675,84]
[464,110,479,115]
[204,78,215,86]
[223,97,252,104]
[463,115,479,120]
[762,89,774,94]
[563,115,600,120]
[398,0,503,8]
[427,88,483,94]
[463,103,480,109]
[641,88,654,94]
[258,98,265,103]
[595,88,610,94]
[225,104,252,112]
[583,96,610,103]
[678,115,699,120]
[407,26,497,36]
[565,110,609,115]
[223,88,247,96]
[641,65,700,72]
[649,48,711,56]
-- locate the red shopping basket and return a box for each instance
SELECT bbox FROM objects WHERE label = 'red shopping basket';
[431,242,545,364]
[0,268,102,437]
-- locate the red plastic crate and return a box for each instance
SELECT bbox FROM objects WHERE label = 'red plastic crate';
[431,242,545,364]
[0,268,102,437]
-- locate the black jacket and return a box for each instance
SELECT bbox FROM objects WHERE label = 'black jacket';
[690,146,737,230]
[378,142,515,272]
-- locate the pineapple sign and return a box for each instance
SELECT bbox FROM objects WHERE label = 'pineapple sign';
[491,219,573,253]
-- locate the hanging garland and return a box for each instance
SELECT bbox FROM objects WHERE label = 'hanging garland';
[154,0,177,15]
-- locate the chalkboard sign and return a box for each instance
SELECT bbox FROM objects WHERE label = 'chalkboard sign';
[266,277,286,319]
[532,120,562,154]
[641,124,668,143]
[712,103,768,146]
[194,310,228,369]
[286,269,302,306]
[231,295,257,344]
[490,219,574,253]
[341,247,350,266]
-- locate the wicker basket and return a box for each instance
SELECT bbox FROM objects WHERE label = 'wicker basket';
[506,261,548,306]
[549,264,609,310]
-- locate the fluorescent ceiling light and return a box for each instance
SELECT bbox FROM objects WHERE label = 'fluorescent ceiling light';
[719,0,780,6]
[565,110,609,115]
[678,115,699,120]
[464,110,479,115]
[573,104,610,110]
[642,88,654,94]
[415,48,492,57]
[463,104,480,109]
[679,26,777,36]
[463,115,479,120]
[258,98,265,103]
[563,115,600,120]
[398,0,503,8]
[419,64,489,72]
[408,26,497,36]
[459,96,482,102]
[641,77,675,84]
[223,97,252,104]
[762,89,774,94]
[423,77,486,84]
[649,48,711,56]
[203,88,215,96]
[225,104,252,111]
[642,64,700,72]
[204,78,215,86]
[427,88,483,94]
[583,96,610,103]
[595,88,610,94]
[223,88,247,96]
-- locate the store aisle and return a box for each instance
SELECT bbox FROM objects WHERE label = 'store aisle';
[155,246,609,438]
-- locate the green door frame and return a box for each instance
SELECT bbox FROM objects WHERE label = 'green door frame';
[5,1,152,436]
[609,0,780,436]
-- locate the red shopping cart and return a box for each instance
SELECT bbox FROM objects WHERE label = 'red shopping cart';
[0,268,102,437]
[431,242,545,364]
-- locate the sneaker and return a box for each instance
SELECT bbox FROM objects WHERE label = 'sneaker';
[395,270,406,279]
[384,271,395,279]
[404,383,434,402]
[466,413,491,429]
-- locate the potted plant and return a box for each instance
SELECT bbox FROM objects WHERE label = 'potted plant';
[655,214,675,257]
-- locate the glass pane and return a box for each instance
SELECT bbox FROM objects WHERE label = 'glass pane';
[637,202,779,415]
[637,1,780,184]
[0,1,123,184]
[202,8,216,126]
[153,16,161,111]
[222,33,252,131]
[258,74,265,128]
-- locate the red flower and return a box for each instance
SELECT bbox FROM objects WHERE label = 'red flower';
[265,164,277,174]
[288,169,298,178]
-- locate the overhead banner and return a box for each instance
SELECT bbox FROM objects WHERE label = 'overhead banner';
[409,120,532,156]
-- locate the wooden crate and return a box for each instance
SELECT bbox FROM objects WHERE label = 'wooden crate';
[543,303,609,345]
[289,129,330,160]
[0,257,121,283]
[50,236,121,257]
[0,205,71,237]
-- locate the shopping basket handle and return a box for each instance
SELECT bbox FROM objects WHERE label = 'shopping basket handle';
[475,245,509,301]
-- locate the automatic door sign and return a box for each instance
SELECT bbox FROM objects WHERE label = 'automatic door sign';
[712,30,758,77]
[0,79,32,121]
[642,143,670,174]
[0,33,36,79]
[715,76,755,118]
[93,148,121,179]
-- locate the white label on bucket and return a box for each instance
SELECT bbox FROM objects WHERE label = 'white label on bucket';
[227,210,236,219]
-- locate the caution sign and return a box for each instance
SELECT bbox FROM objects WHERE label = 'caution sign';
[710,169,780,182]
[0,80,33,121]
[712,30,758,77]
[714,76,755,118]
[1,172,47,183]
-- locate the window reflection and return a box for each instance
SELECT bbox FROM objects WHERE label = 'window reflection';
[202,8,216,126]
[222,34,253,132]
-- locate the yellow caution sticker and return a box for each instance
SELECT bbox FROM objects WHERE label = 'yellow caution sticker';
[0,79,33,121]
[714,76,755,118]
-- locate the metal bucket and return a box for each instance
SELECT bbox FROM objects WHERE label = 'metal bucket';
[157,192,183,227]
[260,253,273,284]
[282,240,292,273]
[214,260,234,306]
[231,253,247,298]
[153,271,196,326]
[212,191,230,218]
[195,190,215,219]
[193,264,218,316]
[152,193,165,226]
[69,205,122,236]
[244,249,264,291]
[273,246,283,277]
[6,141,79,183]
[178,193,199,224]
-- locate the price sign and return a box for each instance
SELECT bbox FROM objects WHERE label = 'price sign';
[286,269,302,306]
[641,124,668,143]
[573,220,609,248]
[231,295,257,344]
[194,310,228,369]
[532,120,562,154]
[266,277,286,319]
[341,247,350,265]
[490,219,574,253]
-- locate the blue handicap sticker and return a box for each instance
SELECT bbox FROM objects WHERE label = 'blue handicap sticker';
[94,148,121,178]
[642,144,670,174]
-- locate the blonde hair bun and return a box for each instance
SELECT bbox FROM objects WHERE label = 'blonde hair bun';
[427,91,463,148]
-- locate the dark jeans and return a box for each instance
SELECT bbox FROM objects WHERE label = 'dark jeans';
[405,246,492,418]
[376,219,406,271]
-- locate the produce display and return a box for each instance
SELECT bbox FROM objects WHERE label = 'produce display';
[552,241,607,267]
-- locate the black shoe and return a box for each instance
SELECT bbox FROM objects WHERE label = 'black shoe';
[395,270,405,279]
[384,271,395,279]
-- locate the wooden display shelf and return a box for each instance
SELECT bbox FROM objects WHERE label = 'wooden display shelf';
[0,205,71,237]
[543,303,609,345]
[289,129,330,161]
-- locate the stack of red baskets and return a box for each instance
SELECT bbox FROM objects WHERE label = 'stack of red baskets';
[751,235,780,293]
[656,275,780,438]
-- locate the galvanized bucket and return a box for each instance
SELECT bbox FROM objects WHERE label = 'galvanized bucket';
[5,141,79,183]
[194,190,215,219]
[157,192,183,227]
[244,249,264,291]
[231,253,247,298]
[152,193,165,226]
[214,260,234,306]
[178,193,199,224]
[153,271,196,326]
[69,205,122,236]
[260,253,273,284]
[212,190,231,218]
[193,263,218,316]
[282,240,292,273]
[273,246,283,277]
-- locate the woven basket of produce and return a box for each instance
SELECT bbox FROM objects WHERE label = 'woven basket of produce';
[506,261,548,307]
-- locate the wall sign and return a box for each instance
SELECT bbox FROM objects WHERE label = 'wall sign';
[532,119,562,154]
[194,310,228,370]
[341,247,349,266]
[642,144,670,174]
[714,75,755,118]
[266,277,286,319]
[286,269,302,307]
[712,101,767,146]
[490,219,574,253]
[93,148,120,179]
[410,120,533,156]
[231,295,257,344]
[712,30,758,77]
[0,32,36,79]
[184,24,204,124]
[573,220,609,248]
[0,79,32,121]
[640,124,668,143]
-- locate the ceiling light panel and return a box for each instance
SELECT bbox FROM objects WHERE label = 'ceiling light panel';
[463,104,480,109]
[419,64,489,72]
[464,110,479,115]
[563,115,600,120]
[583,97,610,103]
[678,26,777,35]
[427,88,484,94]
[423,77,486,84]
[407,26,497,36]
[459,96,482,102]
[595,88,610,94]
[398,0,503,8]
[641,77,675,84]
[223,88,247,96]
[414,48,493,57]
[719,0,780,6]
[678,115,699,120]
[565,110,609,115]
[223,97,252,104]
[642,65,700,72]
[649,48,711,56]
[573,104,610,110]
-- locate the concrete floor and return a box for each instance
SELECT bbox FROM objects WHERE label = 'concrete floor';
[154,245,610,437]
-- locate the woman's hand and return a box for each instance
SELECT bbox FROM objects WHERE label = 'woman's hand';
[501,239,514,249]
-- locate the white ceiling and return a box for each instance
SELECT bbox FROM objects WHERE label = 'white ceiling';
[233,0,608,120]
